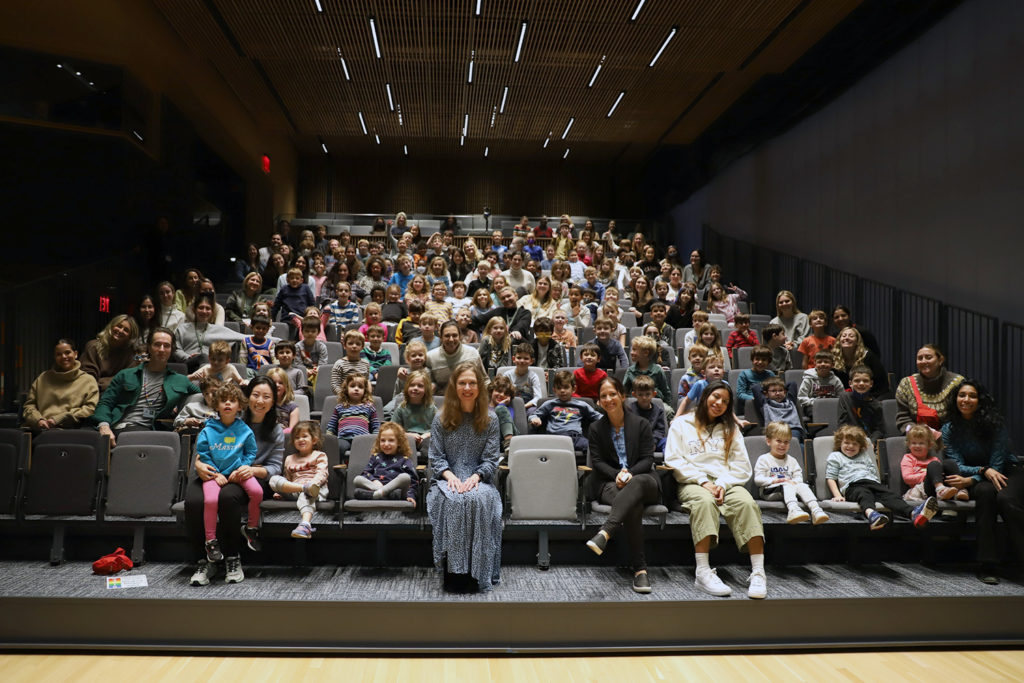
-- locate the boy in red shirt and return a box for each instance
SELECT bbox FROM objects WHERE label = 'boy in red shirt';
[726,313,759,363]
[573,343,607,400]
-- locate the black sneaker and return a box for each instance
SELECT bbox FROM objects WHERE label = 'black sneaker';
[205,538,224,562]
[388,489,406,500]
[241,525,262,552]
[586,531,609,556]
[353,489,373,500]
[978,564,1000,585]
[632,571,652,594]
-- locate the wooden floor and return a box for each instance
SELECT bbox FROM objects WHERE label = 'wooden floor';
[5,651,1024,681]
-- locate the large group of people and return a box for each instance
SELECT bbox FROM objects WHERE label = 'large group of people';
[21,212,1020,595]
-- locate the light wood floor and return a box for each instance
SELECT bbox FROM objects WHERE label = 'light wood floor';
[4,651,1024,682]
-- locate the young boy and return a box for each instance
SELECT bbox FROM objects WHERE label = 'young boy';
[581,266,605,302]
[396,300,423,344]
[424,281,453,321]
[500,343,544,416]
[677,343,709,403]
[297,316,329,383]
[648,301,675,346]
[243,314,275,371]
[381,284,408,323]
[173,377,223,431]
[327,282,361,328]
[445,280,471,311]
[593,317,628,371]
[361,325,392,381]
[562,285,592,328]
[623,335,670,404]
[551,310,577,349]
[836,365,884,443]
[797,350,845,418]
[189,340,244,385]
[754,422,829,524]
[274,341,309,398]
[466,261,493,298]
[754,377,803,441]
[626,375,667,452]
[827,425,937,530]
[531,317,566,370]
[573,343,607,401]
[683,311,710,351]
[725,313,759,362]
[797,310,836,369]
[330,329,372,395]
[389,255,415,295]
[530,370,603,456]
[676,353,726,417]
[489,374,517,449]
[737,345,775,405]
[271,267,316,336]
[761,323,792,374]
[417,312,441,351]
[540,244,557,270]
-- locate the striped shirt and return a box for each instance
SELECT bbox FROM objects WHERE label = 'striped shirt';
[328,300,362,328]
[327,402,379,438]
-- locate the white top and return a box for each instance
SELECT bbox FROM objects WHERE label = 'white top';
[664,413,751,489]
[753,453,804,490]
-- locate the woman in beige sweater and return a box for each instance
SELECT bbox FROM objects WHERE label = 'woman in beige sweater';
[23,339,99,432]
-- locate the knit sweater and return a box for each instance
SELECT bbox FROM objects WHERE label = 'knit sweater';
[281,450,329,488]
[425,344,485,390]
[22,361,99,428]
[825,450,879,494]
[664,412,751,489]
[895,369,964,433]
[327,401,379,437]
[393,401,438,434]
[80,340,138,393]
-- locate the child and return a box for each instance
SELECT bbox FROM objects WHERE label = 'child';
[269,420,328,539]
[736,345,775,405]
[446,280,471,312]
[370,284,387,306]
[836,365,885,444]
[489,375,517,449]
[676,354,729,418]
[327,281,361,329]
[531,316,566,370]
[417,312,441,351]
[297,316,329,382]
[384,340,429,417]
[330,329,372,394]
[426,256,453,293]
[243,314,275,371]
[623,335,671,404]
[381,284,408,323]
[303,305,328,342]
[797,310,835,369]
[251,300,272,322]
[479,317,512,372]
[271,267,316,336]
[593,317,628,371]
[725,313,759,362]
[189,340,244,385]
[797,350,845,418]
[405,273,430,305]
[424,281,453,321]
[754,422,829,524]
[683,311,711,351]
[600,303,628,346]
[581,266,605,301]
[643,323,674,369]
[530,370,603,454]
[354,422,419,502]
[573,343,607,401]
[677,344,709,402]
[196,383,260,562]
[626,374,667,451]
[500,343,544,415]
[173,377,222,431]
[273,341,309,398]
[455,308,478,343]
[327,373,380,461]
[266,366,299,434]
[562,285,592,328]
[361,325,392,382]
[388,255,415,295]
[358,303,385,338]
[551,310,577,348]
[901,424,960,502]
[754,377,803,441]
[761,323,792,374]
[827,425,937,530]
[648,301,675,346]
[392,369,437,453]
[692,322,724,361]
[396,299,423,344]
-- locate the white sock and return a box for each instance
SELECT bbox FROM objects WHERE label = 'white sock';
[750,553,765,574]
[695,552,711,573]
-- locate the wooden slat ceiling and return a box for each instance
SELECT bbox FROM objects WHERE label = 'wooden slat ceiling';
[152,0,862,163]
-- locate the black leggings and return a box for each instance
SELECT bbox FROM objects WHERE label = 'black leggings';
[973,465,1024,566]
[923,459,960,496]
[845,480,913,518]
[599,473,660,571]
[184,476,272,560]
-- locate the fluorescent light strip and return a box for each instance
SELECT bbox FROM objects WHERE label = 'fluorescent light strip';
[561,117,574,140]
[463,113,469,137]
[375,134,381,144]
[649,27,677,67]
[321,142,329,154]
[475,0,481,16]
[499,86,508,114]
[314,0,323,13]
[386,83,394,111]
[490,109,496,127]
[358,112,368,135]
[563,148,570,159]
[514,21,527,62]
[338,53,350,81]
[629,0,646,22]
[607,91,625,117]
[484,147,489,158]
[543,134,550,148]
[403,145,408,156]
[468,58,474,83]
[460,135,465,146]
[369,17,381,59]
[587,57,605,88]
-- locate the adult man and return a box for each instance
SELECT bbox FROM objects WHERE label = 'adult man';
[92,328,198,446]
[258,232,283,269]
[426,321,486,391]
[472,286,532,341]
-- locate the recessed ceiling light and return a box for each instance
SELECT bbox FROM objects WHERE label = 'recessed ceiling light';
[369,17,381,59]
[313,0,323,13]
[358,112,368,135]
[587,56,606,88]
[649,26,677,67]
[490,108,496,127]
[56,63,62,69]
[499,86,508,114]
[629,0,646,22]
[543,133,551,148]
[563,148,570,159]
[386,83,394,111]
[514,21,528,63]
[607,91,625,118]
[460,135,465,146]
[561,117,574,140]
[397,105,403,126]
[132,130,144,142]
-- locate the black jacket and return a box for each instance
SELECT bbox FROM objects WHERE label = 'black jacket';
[588,410,661,498]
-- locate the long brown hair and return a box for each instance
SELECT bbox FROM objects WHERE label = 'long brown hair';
[693,380,736,463]
[441,362,491,433]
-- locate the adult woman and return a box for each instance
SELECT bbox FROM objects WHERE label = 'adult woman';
[666,266,684,301]
[830,305,881,357]
[942,380,1024,583]
[770,290,809,344]
[22,339,99,433]
[234,243,261,281]
[173,268,202,314]
[667,287,698,330]
[173,294,245,372]
[186,376,285,586]
[185,279,226,325]
[261,253,287,294]
[682,249,709,289]
[831,327,890,399]
[628,276,655,317]
[427,362,502,592]
[134,294,159,346]
[664,245,683,267]
[356,256,388,297]
[225,272,266,323]
[80,315,139,392]
[156,281,186,331]
[664,380,766,599]
[448,247,471,282]
[704,281,747,325]
[517,275,559,321]
[462,238,481,269]
[585,377,662,593]
[895,343,963,438]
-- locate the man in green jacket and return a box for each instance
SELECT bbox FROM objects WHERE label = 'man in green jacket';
[92,327,198,446]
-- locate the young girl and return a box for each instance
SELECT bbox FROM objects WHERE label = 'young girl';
[405,274,430,305]
[327,373,379,460]
[479,317,512,372]
[393,369,437,455]
[269,421,329,539]
[470,288,494,319]
[266,367,299,433]
[359,303,385,338]
[704,281,747,326]
[426,256,453,293]
[455,308,478,343]
[384,340,430,416]
[552,310,577,349]
[628,276,655,317]
[311,256,329,298]
[354,422,418,503]
[770,290,809,344]
[694,322,724,360]
[303,305,329,342]
[489,275,509,306]
[644,323,674,368]
[156,281,186,331]
[600,303,628,346]
[901,424,959,501]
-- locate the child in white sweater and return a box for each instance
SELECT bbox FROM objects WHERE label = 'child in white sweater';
[753,422,829,525]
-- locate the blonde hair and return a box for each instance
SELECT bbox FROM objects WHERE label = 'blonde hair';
[374,421,412,460]
[483,316,511,354]
[834,425,870,453]
[402,369,434,406]
[906,424,937,452]
[266,367,294,404]
[630,335,657,361]
[765,421,792,441]
[831,326,868,372]
[343,329,366,345]
[208,340,231,361]
[95,314,139,358]
[404,340,428,363]
[441,362,491,433]
[775,290,802,317]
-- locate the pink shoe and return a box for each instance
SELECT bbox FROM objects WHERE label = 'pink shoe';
[935,484,957,501]
[955,489,970,501]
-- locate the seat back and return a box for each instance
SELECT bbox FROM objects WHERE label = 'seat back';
[324,341,344,363]
[0,429,29,515]
[271,322,290,340]
[734,346,753,369]
[507,435,577,520]
[380,342,401,365]
[670,368,688,410]
[784,369,805,386]
[105,444,179,517]
[811,398,840,436]
[293,394,311,421]
[881,399,899,437]
[811,436,835,501]
[882,436,909,494]
[511,397,528,436]
[744,435,804,497]
[344,432,418,500]
[311,364,337,415]
[373,364,402,405]
[319,396,339,435]
[24,444,99,515]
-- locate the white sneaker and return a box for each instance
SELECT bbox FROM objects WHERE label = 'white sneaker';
[786,507,810,524]
[189,559,215,587]
[224,555,244,583]
[695,568,732,597]
[811,507,830,525]
[748,570,767,599]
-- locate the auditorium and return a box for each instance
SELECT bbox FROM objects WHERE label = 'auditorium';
[1,0,1022,676]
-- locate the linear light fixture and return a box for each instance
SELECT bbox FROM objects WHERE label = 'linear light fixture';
[561,117,574,140]
[386,83,394,111]
[358,111,368,135]
[321,141,329,154]
[397,105,403,126]
[337,49,351,80]
[314,0,323,13]
[563,148,570,159]
[649,26,677,67]
[484,146,489,158]
[543,133,551,148]
[468,51,475,83]
[490,108,497,128]
[375,134,381,144]
[587,56,606,88]
[607,91,625,117]
[461,135,465,146]
[514,21,528,62]
[403,144,409,156]
[629,0,646,22]
[475,0,481,16]
[499,86,509,114]
[369,16,381,59]
[463,113,469,137]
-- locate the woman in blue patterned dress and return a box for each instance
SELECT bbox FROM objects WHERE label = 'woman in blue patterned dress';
[427,361,503,592]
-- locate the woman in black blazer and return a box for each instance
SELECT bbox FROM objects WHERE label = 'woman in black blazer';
[585,376,662,593]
